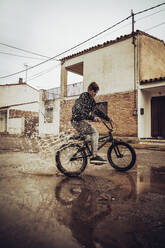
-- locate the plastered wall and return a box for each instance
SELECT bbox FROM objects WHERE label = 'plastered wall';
[139,35,165,81]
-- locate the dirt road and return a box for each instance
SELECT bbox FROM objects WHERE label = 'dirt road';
[0,148,165,248]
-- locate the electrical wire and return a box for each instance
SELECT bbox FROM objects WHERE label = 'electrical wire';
[144,21,165,31]
[1,2,165,80]
[0,41,51,59]
[2,8,163,61]
[28,63,61,81]
[0,51,46,60]
[76,7,165,47]
[0,14,132,80]
[134,2,165,16]
[136,8,165,22]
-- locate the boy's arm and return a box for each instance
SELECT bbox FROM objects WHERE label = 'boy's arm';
[93,107,110,121]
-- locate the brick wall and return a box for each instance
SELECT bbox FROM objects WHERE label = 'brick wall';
[60,99,75,133]
[9,109,38,118]
[9,109,39,137]
[60,90,138,137]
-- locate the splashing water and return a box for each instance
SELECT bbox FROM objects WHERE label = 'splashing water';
[19,127,76,175]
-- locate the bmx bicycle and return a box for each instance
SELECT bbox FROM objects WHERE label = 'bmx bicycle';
[55,119,136,177]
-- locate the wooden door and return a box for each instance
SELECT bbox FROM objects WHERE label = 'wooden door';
[151,96,165,138]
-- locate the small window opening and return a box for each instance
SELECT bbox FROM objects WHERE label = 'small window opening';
[45,107,53,123]
[96,102,108,115]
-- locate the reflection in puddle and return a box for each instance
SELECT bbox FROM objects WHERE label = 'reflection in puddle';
[55,173,137,248]
[137,166,165,195]
[54,169,165,248]
[0,167,165,248]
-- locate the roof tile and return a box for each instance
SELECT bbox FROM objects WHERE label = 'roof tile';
[61,30,165,62]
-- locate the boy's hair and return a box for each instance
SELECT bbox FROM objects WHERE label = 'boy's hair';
[88,82,99,92]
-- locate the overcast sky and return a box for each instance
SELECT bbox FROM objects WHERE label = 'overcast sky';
[0,0,165,89]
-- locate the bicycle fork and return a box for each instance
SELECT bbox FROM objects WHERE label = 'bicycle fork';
[113,141,124,158]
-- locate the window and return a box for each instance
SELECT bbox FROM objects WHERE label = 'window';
[45,107,53,123]
[96,102,108,115]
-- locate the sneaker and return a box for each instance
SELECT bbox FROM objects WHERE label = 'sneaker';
[90,155,107,165]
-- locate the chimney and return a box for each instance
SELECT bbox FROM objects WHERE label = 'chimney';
[18,78,23,84]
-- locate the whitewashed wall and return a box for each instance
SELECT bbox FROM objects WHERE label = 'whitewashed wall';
[8,117,24,135]
[138,82,165,138]
[9,102,39,112]
[62,38,135,95]
[0,84,39,107]
[0,84,39,135]
[39,91,60,136]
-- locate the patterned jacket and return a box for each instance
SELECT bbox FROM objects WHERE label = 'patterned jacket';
[71,92,110,122]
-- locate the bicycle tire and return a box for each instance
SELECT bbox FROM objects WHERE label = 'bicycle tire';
[56,143,87,177]
[107,141,136,171]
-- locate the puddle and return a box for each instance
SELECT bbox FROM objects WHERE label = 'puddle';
[137,166,165,195]
[0,146,165,247]
[54,172,165,248]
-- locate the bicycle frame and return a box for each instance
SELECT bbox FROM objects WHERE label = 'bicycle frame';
[71,119,116,160]
[83,133,113,158]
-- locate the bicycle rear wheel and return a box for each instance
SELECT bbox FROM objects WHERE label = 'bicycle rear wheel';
[56,143,87,177]
[107,141,136,171]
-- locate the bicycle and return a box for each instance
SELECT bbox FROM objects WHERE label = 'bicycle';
[55,119,136,177]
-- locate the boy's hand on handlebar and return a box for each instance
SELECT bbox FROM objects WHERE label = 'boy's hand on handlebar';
[105,116,111,123]
[94,117,100,122]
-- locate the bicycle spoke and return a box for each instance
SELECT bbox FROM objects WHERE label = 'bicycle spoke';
[60,147,83,172]
[107,141,136,171]
[112,145,132,167]
[56,143,87,176]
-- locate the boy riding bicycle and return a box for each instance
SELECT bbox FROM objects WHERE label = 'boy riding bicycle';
[71,82,110,164]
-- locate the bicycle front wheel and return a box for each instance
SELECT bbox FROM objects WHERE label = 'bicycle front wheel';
[107,141,136,171]
[56,143,87,177]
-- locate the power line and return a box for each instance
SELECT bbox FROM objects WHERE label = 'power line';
[92,6,165,43]
[1,2,165,80]
[0,41,51,59]
[136,8,165,22]
[144,21,165,31]
[28,63,61,81]
[0,15,132,80]
[2,9,163,61]
[0,51,45,60]
[134,2,165,16]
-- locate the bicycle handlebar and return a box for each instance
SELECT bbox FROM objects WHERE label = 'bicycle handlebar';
[101,118,113,131]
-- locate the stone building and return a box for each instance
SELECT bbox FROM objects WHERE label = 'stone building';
[0,78,39,135]
[39,82,83,136]
[59,30,165,139]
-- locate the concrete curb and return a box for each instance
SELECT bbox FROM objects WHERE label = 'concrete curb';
[132,143,165,151]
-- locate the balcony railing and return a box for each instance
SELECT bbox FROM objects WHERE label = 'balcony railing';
[45,81,83,100]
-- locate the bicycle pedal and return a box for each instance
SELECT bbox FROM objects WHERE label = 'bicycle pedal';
[90,162,105,166]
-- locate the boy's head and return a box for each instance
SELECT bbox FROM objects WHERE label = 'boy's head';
[88,82,99,97]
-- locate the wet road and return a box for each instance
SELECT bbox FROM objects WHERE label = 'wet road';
[0,149,165,248]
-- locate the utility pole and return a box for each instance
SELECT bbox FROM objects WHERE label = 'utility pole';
[131,9,137,115]
[131,9,136,45]
[24,63,28,83]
